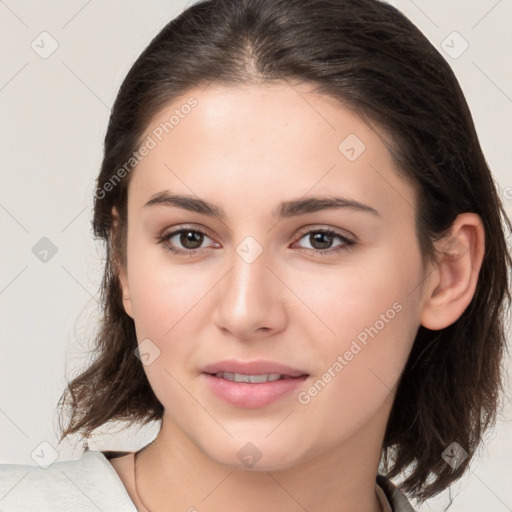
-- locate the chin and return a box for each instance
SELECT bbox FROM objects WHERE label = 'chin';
[199,434,311,473]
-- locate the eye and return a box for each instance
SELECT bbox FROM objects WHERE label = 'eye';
[157,226,356,257]
[293,228,356,256]
[157,227,218,256]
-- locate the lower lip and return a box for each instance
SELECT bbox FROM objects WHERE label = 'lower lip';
[203,374,308,408]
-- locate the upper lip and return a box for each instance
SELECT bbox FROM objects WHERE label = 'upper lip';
[202,359,308,377]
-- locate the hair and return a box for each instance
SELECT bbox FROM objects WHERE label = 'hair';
[57,0,512,503]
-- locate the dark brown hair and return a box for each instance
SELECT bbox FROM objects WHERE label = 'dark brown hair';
[57,0,512,503]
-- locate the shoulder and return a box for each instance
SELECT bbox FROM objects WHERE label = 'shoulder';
[0,450,137,512]
[376,474,417,512]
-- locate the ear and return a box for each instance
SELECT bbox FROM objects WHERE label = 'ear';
[420,213,485,330]
[111,207,134,319]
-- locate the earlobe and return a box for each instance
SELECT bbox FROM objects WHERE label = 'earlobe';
[420,213,485,330]
[111,207,134,319]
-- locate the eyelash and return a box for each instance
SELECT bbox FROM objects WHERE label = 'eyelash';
[157,226,356,257]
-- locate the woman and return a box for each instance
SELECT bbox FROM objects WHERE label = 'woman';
[1,0,510,510]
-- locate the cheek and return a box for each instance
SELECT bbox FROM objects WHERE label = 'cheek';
[293,302,418,447]
[294,243,422,406]
[125,223,211,338]
[125,251,213,405]
[296,243,420,346]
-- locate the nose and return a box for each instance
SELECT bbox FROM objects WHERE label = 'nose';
[212,244,288,341]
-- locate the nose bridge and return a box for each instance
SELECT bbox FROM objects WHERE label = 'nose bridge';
[225,242,270,317]
[213,238,284,338]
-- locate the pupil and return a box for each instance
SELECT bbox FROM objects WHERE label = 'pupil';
[311,232,332,250]
[181,231,203,249]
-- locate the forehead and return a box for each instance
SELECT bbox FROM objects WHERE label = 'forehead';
[129,82,416,223]
[140,81,386,160]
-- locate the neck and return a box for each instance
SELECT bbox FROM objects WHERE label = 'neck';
[134,402,391,512]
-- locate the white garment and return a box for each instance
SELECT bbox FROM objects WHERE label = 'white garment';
[0,450,137,511]
[0,450,414,511]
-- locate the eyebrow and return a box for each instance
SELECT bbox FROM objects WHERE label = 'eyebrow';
[144,191,380,219]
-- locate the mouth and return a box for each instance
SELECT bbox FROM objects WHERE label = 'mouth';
[201,360,309,408]
[202,359,308,378]
[207,372,304,383]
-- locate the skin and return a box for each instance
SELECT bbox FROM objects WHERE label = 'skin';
[110,81,485,512]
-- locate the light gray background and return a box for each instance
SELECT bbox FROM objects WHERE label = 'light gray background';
[1,1,511,510]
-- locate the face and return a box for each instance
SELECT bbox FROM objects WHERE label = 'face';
[118,82,430,470]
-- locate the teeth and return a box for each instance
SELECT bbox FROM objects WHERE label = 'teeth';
[214,372,283,383]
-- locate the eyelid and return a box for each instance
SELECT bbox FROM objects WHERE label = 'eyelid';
[158,224,355,247]
[159,223,216,240]
[293,224,356,243]
[158,224,218,250]
[290,227,357,257]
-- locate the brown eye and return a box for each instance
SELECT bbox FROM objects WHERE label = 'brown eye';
[308,231,335,250]
[294,228,356,256]
[176,230,204,250]
[158,227,217,256]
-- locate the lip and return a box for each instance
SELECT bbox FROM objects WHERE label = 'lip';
[202,359,308,377]
[201,359,309,409]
